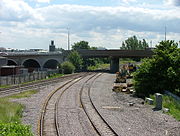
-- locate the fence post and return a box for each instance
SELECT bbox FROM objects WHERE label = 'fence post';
[155,93,163,110]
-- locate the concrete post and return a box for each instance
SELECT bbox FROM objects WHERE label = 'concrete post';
[110,57,119,73]
[155,93,163,110]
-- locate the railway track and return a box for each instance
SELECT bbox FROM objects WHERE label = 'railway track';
[0,73,84,97]
[38,72,118,136]
[38,72,91,136]
[80,73,118,136]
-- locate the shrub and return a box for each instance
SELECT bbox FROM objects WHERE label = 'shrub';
[61,61,75,74]
[68,51,83,71]
[134,40,180,97]
[0,123,33,136]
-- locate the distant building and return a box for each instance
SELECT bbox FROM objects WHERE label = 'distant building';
[49,40,55,52]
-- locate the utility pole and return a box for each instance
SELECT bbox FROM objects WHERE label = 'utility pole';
[67,28,70,50]
[165,26,167,41]
[150,40,152,48]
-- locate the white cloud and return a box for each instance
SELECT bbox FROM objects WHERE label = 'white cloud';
[32,0,52,3]
[122,0,137,4]
[164,0,180,6]
[0,0,180,49]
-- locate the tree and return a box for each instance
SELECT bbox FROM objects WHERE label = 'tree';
[68,50,83,71]
[134,40,180,97]
[120,35,148,50]
[72,41,90,50]
[61,61,75,74]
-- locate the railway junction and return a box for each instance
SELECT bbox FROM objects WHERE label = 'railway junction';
[5,72,179,136]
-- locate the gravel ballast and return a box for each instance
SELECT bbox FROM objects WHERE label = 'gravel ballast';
[90,73,180,136]
[12,73,180,136]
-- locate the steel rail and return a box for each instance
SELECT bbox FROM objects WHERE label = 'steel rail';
[0,73,83,97]
[38,72,91,136]
[80,73,118,136]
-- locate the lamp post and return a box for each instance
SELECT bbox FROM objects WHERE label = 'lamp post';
[67,28,70,50]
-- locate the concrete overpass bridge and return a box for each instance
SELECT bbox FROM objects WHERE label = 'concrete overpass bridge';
[1,49,153,73]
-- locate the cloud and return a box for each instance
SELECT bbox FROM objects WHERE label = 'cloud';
[0,0,180,49]
[164,0,180,6]
[32,4,180,34]
[34,0,52,3]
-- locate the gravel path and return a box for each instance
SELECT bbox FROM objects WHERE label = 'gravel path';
[90,73,180,136]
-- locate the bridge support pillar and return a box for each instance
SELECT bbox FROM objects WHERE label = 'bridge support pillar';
[110,57,119,73]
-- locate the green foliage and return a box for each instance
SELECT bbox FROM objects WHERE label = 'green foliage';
[134,40,180,97]
[0,90,37,135]
[68,50,83,71]
[71,41,109,70]
[61,61,75,74]
[0,123,33,136]
[71,41,90,50]
[0,90,38,123]
[121,35,149,50]
[87,63,109,71]
[0,98,23,123]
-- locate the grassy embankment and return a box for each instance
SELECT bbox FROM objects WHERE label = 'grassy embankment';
[150,94,180,121]
[0,90,38,135]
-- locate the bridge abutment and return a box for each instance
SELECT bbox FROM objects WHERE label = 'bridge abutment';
[110,57,119,73]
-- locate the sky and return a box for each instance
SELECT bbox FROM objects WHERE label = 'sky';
[0,0,180,50]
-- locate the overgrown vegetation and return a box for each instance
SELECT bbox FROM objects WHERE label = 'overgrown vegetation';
[71,41,109,70]
[0,123,33,136]
[68,50,83,71]
[150,94,180,121]
[134,40,180,97]
[0,85,11,89]
[48,73,64,79]
[0,90,37,135]
[88,63,109,71]
[60,61,75,74]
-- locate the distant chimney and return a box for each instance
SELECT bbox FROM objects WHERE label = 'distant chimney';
[49,40,55,52]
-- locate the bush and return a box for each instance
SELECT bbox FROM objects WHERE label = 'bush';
[134,40,180,97]
[68,51,83,71]
[61,61,75,74]
[0,123,33,136]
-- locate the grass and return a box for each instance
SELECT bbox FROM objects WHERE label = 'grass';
[0,90,38,123]
[48,73,64,79]
[150,94,180,121]
[88,63,110,71]
[0,84,11,89]
[0,90,37,135]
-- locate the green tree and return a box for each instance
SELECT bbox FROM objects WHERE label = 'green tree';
[61,61,75,74]
[68,50,83,71]
[121,35,148,50]
[134,40,180,97]
[72,41,90,50]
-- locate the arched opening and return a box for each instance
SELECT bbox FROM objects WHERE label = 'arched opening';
[23,59,41,72]
[7,60,17,66]
[43,59,59,69]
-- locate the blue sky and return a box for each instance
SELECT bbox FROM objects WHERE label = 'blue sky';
[0,0,180,50]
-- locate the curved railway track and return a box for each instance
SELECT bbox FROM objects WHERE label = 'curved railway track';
[38,72,91,136]
[80,73,118,136]
[38,72,118,136]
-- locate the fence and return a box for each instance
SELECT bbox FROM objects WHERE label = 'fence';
[0,71,48,86]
